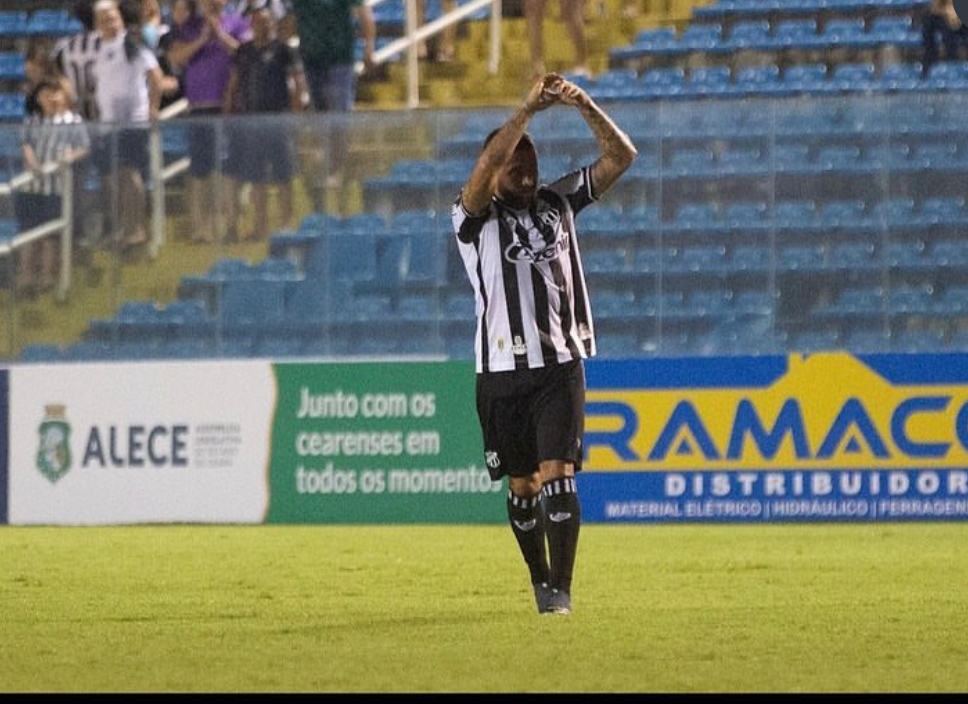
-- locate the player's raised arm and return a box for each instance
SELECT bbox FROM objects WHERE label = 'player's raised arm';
[459,75,558,216]
[550,75,638,198]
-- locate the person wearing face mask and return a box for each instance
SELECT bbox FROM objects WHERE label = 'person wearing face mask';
[90,0,164,251]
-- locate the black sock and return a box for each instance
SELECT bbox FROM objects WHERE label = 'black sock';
[507,489,549,586]
[542,477,581,595]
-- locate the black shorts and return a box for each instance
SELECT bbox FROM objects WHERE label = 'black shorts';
[224,124,295,184]
[475,359,586,481]
[92,127,149,176]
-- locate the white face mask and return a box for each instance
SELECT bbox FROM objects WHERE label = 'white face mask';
[142,23,160,49]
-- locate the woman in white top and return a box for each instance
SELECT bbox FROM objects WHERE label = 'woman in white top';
[91,0,164,249]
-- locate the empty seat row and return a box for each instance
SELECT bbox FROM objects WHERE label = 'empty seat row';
[690,0,927,30]
[588,60,968,101]
[610,14,920,68]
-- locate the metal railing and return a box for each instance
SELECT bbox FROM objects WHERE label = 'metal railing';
[357,0,503,108]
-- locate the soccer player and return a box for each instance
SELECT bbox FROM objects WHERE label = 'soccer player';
[451,73,637,614]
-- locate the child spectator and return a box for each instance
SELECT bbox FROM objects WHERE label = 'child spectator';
[15,77,90,295]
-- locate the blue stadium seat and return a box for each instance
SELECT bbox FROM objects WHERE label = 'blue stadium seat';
[723,201,768,231]
[580,206,627,238]
[816,145,864,174]
[583,248,629,274]
[586,68,639,101]
[929,240,968,267]
[934,286,968,314]
[844,328,891,353]
[779,244,825,271]
[19,343,65,363]
[790,329,842,353]
[0,92,26,122]
[878,62,924,92]
[917,196,968,226]
[827,62,878,94]
[719,19,772,52]
[0,11,28,39]
[732,289,774,315]
[679,22,724,52]
[730,245,771,272]
[883,239,928,269]
[819,198,868,229]
[825,286,886,316]
[637,67,687,99]
[871,196,917,226]
[782,63,829,94]
[867,14,919,51]
[924,61,968,91]
[772,18,820,49]
[25,9,80,36]
[889,284,935,314]
[674,202,721,232]
[160,299,212,339]
[892,329,945,352]
[687,66,732,97]
[829,242,876,270]
[0,52,24,80]
[667,148,715,178]
[685,289,733,317]
[822,17,868,50]
[728,64,782,97]
[675,245,728,272]
[716,147,765,176]
[773,199,819,231]
[609,26,678,65]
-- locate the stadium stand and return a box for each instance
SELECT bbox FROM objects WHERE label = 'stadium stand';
[12,0,968,362]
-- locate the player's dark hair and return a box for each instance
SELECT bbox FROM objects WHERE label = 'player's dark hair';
[483,129,536,154]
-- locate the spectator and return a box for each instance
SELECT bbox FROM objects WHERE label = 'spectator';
[54,0,101,122]
[290,0,374,111]
[22,37,72,118]
[222,0,306,240]
[138,0,166,50]
[166,0,251,243]
[525,0,590,80]
[922,0,968,76]
[290,0,375,210]
[90,0,164,251]
[52,0,104,250]
[234,0,296,43]
[416,0,457,62]
[155,0,201,113]
[15,77,90,295]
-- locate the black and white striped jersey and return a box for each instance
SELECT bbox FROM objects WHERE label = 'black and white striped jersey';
[53,31,101,122]
[20,111,89,196]
[452,166,597,374]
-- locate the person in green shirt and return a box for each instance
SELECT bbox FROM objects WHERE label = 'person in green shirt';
[290,0,375,210]
[290,0,375,111]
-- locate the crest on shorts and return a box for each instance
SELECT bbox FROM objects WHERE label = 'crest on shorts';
[485,451,500,470]
[37,404,72,484]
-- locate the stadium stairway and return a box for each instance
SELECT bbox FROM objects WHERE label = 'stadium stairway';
[357,0,709,108]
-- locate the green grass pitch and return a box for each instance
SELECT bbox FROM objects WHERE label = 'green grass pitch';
[1,522,966,692]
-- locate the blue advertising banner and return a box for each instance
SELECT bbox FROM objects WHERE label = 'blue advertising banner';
[580,353,968,523]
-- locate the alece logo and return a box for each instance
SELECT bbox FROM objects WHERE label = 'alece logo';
[37,404,72,483]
